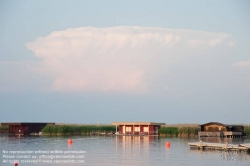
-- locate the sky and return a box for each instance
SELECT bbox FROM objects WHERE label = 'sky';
[0,0,250,124]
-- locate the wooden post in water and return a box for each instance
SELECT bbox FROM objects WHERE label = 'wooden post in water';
[199,140,203,150]
[224,142,228,151]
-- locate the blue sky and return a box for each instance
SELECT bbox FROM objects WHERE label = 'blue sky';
[0,1,250,124]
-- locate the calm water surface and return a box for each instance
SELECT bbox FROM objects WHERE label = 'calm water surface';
[1,135,249,166]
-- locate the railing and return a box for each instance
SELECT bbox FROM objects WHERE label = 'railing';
[119,131,157,135]
[198,131,243,137]
[90,130,115,135]
[223,131,242,135]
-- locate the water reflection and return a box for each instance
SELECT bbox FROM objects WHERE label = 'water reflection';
[199,137,246,144]
[115,136,159,165]
[116,135,157,147]
[220,150,248,162]
[1,136,250,166]
[189,137,250,166]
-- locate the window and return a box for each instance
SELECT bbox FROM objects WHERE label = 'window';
[144,127,149,132]
[134,127,140,132]
[126,127,131,132]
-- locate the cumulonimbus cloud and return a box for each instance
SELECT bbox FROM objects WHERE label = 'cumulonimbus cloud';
[25,26,235,93]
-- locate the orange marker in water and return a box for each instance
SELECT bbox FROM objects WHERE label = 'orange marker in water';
[165,142,170,148]
[68,139,73,144]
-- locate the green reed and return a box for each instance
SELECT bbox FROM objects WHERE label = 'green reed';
[158,127,178,136]
[0,125,8,130]
[41,124,116,135]
[159,125,200,137]
[41,124,249,136]
[244,126,250,136]
[178,126,200,137]
[160,125,250,137]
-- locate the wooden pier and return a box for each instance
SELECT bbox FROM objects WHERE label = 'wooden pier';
[188,141,250,153]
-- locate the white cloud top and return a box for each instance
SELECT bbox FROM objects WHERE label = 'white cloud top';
[233,61,250,67]
[25,26,235,93]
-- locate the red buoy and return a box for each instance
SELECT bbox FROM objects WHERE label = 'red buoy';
[68,139,72,144]
[165,142,170,148]
[14,161,18,166]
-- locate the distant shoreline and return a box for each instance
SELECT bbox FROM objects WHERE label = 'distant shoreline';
[1,124,249,137]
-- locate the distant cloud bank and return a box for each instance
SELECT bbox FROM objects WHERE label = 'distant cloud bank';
[233,61,250,67]
[24,26,236,93]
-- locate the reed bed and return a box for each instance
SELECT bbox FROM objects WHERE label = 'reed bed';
[159,125,200,137]
[39,124,250,136]
[41,124,116,135]
[0,125,8,130]
[158,127,178,136]
[244,126,250,136]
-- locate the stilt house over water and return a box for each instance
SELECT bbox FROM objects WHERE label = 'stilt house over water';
[1,122,55,136]
[111,122,166,135]
[198,122,244,138]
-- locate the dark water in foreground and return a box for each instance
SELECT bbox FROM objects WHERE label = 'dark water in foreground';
[0,135,249,166]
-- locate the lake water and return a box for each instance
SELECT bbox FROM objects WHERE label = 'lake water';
[1,135,249,166]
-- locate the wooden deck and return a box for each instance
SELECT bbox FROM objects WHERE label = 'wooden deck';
[115,134,159,136]
[198,131,243,138]
[240,143,250,149]
[90,130,114,135]
[188,141,250,153]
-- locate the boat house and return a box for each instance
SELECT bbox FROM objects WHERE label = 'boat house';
[111,122,165,135]
[198,122,244,138]
[1,122,55,136]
